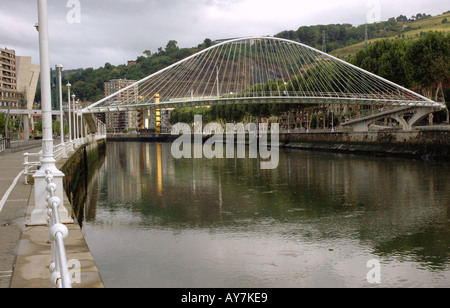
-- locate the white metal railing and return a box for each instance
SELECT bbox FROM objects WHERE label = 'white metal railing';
[44,169,72,288]
[24,141,74,184]
[23,128,107,184]
[23,151,42,184]
[53,143,66,161]
[0,137,10,152]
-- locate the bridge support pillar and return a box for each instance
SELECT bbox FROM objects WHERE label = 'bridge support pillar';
[142,109,150,129]
[346,106,440,132]
[149,109,156,130]
[352,121,370,132]
[391,114,411,131]
[406,107,437,129]
[23,115,30,141]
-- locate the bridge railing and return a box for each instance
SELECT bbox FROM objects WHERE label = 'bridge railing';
[44,169,72,288]
[0,137,10,153]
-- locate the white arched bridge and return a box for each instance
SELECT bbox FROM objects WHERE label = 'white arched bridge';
[82,36,445,131]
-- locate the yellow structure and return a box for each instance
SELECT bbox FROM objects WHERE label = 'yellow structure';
[138,96,144,129]
[155,94,161,134]
[139,110,144,129]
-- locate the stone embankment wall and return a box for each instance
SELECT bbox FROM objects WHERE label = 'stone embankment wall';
[280,130,449,159]
[107,129,449,160]
[60,139,106,222]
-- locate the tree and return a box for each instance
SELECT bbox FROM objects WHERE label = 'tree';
[351,39,411,87]
[203,38,213,48]
[165,40,179,54]
[34,119,42,133]
[143,50,152,57]
[406,31,450,100]
[396,15,408,22]
[0,113,5,136]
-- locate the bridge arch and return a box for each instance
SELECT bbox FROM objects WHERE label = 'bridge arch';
[82,36,444,131]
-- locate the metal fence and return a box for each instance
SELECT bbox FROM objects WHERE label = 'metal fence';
[0,137,10,153]
[44,169,72,288]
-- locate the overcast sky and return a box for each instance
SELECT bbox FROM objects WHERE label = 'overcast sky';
[1,0,448,70]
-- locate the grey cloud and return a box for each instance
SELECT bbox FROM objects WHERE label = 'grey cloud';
[1,0,448,70]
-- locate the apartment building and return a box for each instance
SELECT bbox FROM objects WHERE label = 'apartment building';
[16,56,40,109]
[104,79,139,132]
[0,48,23,109]
[0,48,40,110]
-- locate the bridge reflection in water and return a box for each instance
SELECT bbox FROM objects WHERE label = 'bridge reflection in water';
[74,142,449,288]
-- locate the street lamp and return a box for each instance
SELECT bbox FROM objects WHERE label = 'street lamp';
[66,82,73,151]
[76,100,80,144]
[56,64,67,158]
[72,94,77,146]
[31,0,71,226]
[78,99,83,142]
[55,66,64,139]
[66,82,72,145]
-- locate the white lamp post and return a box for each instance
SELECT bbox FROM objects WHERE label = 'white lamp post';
[72,94,77,148]
[31,0,71,225]
[75,101,79,145]
[56,64,68,158]
[66,82,73,152]
[79,100,84,143]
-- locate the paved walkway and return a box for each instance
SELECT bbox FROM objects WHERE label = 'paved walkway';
[0,144,104,288]
[0,147,34,288]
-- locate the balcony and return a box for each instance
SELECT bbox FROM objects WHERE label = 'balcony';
[2,65,13,72]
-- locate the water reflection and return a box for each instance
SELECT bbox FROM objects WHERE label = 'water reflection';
[81,142,450,287]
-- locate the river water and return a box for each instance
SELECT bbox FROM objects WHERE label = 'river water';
[79,141,449,288]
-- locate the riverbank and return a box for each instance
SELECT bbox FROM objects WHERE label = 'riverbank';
[0,140,105,288]
[61,140,106,226]
[107,129,449,160]
[280,130,449,160]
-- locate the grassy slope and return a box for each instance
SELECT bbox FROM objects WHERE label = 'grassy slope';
[330,12,450,59]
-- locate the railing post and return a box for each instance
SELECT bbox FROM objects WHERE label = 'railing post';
[45,169,72,288]
[24,153,29,184]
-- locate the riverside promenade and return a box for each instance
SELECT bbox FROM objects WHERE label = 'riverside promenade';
[0,141,104,288]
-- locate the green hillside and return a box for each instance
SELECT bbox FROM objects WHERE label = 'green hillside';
[330,11,450,59]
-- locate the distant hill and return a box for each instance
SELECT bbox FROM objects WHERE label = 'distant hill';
[330,11,450,58]
[274,11,450,59]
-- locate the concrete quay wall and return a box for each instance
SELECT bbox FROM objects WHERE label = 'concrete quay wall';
[280,130,449,159]
[107,129,449,160]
